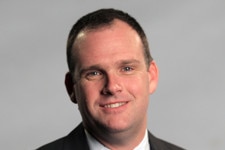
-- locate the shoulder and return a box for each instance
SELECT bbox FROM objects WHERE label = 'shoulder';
[36,123,89,150]
[148,132,185,150]
[36,137,65,150]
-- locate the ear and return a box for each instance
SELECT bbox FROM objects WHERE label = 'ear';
[65,72,77,103]
[148,61,159,94]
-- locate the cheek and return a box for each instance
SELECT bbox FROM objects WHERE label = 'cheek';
[74,83,94,118]
[126,75,150,97]
[82,81,101,97]
[126,76,150,113]
[75,81,101,107]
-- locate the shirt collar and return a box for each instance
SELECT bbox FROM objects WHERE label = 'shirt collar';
[85,129,150,150]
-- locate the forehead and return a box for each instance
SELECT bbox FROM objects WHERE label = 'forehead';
[72,20,145,69]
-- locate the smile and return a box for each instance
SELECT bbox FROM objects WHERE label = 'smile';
[103,102,127,108]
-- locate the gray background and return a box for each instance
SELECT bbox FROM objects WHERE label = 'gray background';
[1,0,224,150]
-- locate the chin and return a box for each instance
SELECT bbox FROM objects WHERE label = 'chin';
[102,122,131,133]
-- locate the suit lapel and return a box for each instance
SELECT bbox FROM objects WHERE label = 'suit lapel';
[148,131,183,150]
[63,123,90,150]
[148,131,163,150]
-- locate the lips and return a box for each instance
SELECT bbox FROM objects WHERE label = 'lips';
[103,102,127,108]
[100,101,128,108]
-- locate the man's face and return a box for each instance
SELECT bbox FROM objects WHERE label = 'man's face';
[71,20,158,134]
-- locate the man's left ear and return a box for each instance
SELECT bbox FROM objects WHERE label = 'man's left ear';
[148,61,159,94]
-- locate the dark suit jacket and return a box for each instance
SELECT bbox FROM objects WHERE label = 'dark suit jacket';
[37,123,184,150]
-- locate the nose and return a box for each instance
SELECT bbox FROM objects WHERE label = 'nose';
[101,73,122,95]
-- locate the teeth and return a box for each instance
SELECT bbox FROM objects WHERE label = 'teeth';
[104,102,126,108]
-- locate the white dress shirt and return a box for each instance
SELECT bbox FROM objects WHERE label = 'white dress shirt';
[85,129,150,150]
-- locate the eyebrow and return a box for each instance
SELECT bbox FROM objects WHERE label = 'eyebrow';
[116,59,141,66]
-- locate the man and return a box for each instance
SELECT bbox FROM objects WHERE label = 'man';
[37,8,184,150]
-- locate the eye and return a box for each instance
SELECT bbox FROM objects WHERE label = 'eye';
[122,66,134,72]
[84,70,103,80]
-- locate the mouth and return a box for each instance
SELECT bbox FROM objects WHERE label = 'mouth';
[100,102,128,108]
[103,102,127,108]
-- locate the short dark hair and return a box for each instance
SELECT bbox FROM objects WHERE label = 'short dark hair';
[67,8,153,73]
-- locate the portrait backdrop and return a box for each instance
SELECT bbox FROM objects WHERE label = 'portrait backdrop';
[0,0,224,150]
